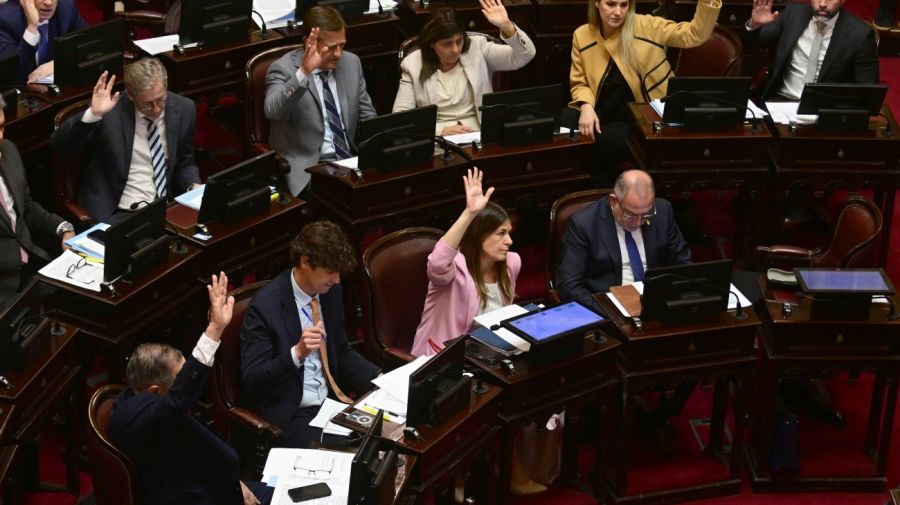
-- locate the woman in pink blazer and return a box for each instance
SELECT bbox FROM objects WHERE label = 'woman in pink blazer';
[410,167,521,357]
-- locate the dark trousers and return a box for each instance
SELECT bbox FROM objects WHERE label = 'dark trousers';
[244,480,274,505]
[279,405,346,449]
[588,122,633,187]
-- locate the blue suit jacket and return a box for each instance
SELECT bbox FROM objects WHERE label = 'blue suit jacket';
[240,269,379,432]
[50,93,200,222]
[0,0,86,82]
[557,196,691,312]
[109,356,243,505]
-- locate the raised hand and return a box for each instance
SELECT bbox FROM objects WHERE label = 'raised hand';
[463,167,495,215]
[21,0,39,34]
[89,71,120,118]
[301,27,326,75]
[206,272,234,341]
[749,0,779,29]
[479,0,516,37]
[578,103,602,141]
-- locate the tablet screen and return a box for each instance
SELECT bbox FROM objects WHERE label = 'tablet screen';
[505,302,605,342]
[796,269,893,294]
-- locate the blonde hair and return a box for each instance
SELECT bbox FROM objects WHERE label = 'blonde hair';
[587,0,640,75]
[123,57,168,94]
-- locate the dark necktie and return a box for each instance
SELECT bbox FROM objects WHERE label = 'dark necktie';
[37,23,50,65]
[318,72,350,160]
[145,117,168,198]
[624,231,644,282]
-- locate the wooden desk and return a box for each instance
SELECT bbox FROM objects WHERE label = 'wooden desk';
[4,95,55,157]
[746,278,900,492]
[40,242,204,381]
[467,334,621,504]
[627,103,772,261]
[166,196,309,282]
[892,488,900,504]
[595,292,760,504]
[768,111,900,264]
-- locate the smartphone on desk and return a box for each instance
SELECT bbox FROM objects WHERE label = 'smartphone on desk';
[288,482,331,502]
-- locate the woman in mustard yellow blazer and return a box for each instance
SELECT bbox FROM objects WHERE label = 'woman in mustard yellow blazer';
[570,0,721,182]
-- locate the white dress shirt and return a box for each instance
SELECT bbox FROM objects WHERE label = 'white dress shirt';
[288,269,328,408]
[297,67,345,161]
[22,20,48,66]
[192,333,221,367]
[779,13,840,100]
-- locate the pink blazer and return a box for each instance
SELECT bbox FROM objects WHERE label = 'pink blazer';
[410,239,521,357]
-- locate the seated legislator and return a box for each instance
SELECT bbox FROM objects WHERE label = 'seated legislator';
[109,272,274,505]
[264,6,376,196]
[0,94,74,309]
[742,0,878,101]
[0,0,87,83]
[51,58,200,223]
[570,0,721,184]
[391,2,536,136]
[240,221,379,448]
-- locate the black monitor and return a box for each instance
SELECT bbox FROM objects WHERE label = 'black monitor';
[480,83,564,147]
[0,280,47,375]
[797,83,888,134]
[54,17,124,87]
[357,105,437,173]
[407,334,469,428]
[104,198,169,282]
[641,259,734,325]
[197,151,273,225]
[296,0,369,22]
[348,409,397,505]
[661,77,752,131]
[179,0,253,47]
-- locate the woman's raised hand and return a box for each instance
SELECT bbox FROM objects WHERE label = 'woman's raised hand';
[463,167,495,215]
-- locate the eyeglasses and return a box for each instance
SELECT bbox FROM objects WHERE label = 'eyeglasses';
[293,454,334,479]
[66,257,96,285]
[136,96,167,114]
[621,206,656,221]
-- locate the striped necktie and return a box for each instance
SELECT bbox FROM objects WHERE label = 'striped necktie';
[318,72,350,160]
[145,117,168,198]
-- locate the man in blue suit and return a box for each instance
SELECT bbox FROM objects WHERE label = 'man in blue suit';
[0,0,87,83]
[109,272,273,505]
[241,220,379,448]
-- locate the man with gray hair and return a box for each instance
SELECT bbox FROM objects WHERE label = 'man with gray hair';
[51,57,200,222]
[109,272,273,505]
[0,93,74,308]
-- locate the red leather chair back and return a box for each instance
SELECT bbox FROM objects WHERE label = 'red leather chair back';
[87,384,140,505]
[245,44,302,152]
[815,195,883,268]
[673,25,743,77]
[362,227,443,365]
[547,189,613,302]
[52,99,95,225]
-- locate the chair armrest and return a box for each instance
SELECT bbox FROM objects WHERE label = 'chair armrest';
[250,143,273,155]
[61,201,95,229]
[385,347,415,364]
[227,407,282,438]
[547,289,561,305]
[116,9,167,26]
[755,245,814,259]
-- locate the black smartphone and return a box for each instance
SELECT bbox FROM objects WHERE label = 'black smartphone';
[288,482,332,502]
[87,229,106,244]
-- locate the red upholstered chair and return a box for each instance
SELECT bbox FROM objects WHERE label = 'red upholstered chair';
[87,384,141,505]
[245,44,303,155]
[208,281,281,475]
[546,189,613,303]
[755,195,883,269]
[361,227,444,367]
[671,25,743,77]
[52,99,95,227]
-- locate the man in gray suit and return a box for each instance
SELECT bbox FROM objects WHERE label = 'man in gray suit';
[0,94,74,308]
[265,6,376,196]
[52,57,200,223]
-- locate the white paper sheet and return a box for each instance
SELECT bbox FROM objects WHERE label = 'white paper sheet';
[65,222,109,259]
[38,250,103,292]
[174,184,205,210]
[370,355,429,403]
[606,281,751,317]
[254,0,295,28]
[443,127,573,146]
[134,34,180,56]
[358,388,408,417]
[765,101,817,125]
[308,398,353,436]
[333,157,359,170]
[263,448,353,505]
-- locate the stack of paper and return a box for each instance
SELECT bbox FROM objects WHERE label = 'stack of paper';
[65,223,109,261]
[38,250,104,292]
[308,398,353,436]
[262,448,354,505]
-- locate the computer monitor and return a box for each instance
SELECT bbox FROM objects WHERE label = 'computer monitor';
[480,83,564,147]
[641,259,734,325]
[407,334,469,428]
[348,410,397,505]
[357,105,437,173]
[180,0,253,47]
[104,198,169,282]
[296,0,369,22]
[197,151,274,225]
[661,77,752,131]
[797,83,888,134]
[54,17,125,87]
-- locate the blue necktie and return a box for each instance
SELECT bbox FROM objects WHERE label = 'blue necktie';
[624,231,644,282]
[318,72,350,160]
[145,117,168,198]
[37,24,50,65]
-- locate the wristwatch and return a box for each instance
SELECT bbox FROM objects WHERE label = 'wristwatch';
[56,221,75,237]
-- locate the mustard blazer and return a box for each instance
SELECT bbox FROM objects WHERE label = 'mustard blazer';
[569,0,721,107]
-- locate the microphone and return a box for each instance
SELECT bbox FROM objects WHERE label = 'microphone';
[251,10,270,38]
[646,271,748,320]
[129,199,187,254]
[660,89,762,133]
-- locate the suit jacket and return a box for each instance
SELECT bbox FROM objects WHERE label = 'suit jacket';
[742,3,879,100]
[410,239,522,357]
[264,49,376,196]
[0,0,87,82]
[392,29,536,126]
[240,269,380,431]
[109,356,244,505]
[51,92,200,222]
[557,197,691,312]
[0,140,63,306]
